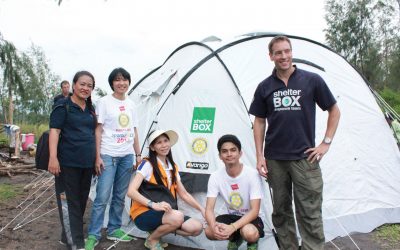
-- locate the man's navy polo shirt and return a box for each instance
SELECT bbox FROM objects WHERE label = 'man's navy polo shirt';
[49,98,96,168]
[249,67,336,160]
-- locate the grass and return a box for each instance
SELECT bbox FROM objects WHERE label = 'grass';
[0,183,23,202]
[374,224,400,248]
[0,133,9,147]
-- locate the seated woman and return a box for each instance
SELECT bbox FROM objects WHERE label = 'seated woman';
[127,129,205,250]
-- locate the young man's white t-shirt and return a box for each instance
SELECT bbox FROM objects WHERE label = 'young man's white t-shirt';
[96,95,138,157]
[207,165,263,216]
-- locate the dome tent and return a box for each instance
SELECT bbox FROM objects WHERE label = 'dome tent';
[123,33,400,249]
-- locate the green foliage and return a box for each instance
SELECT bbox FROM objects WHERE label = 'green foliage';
[0,36,25,124]
[386,37,400,91]
[95,87,108,97]
[374,224,400,248]
[324,0,400,90]
[379,88,400,114]
[12,44,59,125]
[0,133,9,146]
[0,35,60,125]
[0,184,23,202]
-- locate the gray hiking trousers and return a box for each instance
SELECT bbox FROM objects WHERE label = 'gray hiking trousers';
[267,159,325,250]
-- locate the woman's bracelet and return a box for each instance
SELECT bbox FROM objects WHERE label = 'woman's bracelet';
[135,154,141,157]
[230,223,237,231]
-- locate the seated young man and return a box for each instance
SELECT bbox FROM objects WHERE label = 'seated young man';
[205,134,264,250]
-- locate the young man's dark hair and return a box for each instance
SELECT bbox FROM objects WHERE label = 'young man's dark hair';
[108,67,131,91]
[217,134,241,152]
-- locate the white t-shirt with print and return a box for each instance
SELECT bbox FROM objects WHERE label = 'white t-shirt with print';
[207,165,263,216]
[137,158,181,188]
[96,95,138,156]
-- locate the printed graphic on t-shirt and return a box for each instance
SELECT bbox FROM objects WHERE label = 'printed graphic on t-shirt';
[110,111,133,144]
[273,89,302,111]
[112,128,133,144]
[229,192,243,210]
[119,113,130,127]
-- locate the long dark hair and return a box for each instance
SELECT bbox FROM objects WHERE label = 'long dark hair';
[148,134,177,187]
[72,70,97,126]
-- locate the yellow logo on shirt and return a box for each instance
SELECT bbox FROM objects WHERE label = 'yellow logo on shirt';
[119,113,130,127]
[229,192,243,210]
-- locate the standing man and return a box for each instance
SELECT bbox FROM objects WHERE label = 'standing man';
[85,67,141,250]
[249,36,340,250]
[53,80,72,106]
[205,134,264,250]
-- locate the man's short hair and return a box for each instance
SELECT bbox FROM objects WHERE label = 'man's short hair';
[217,134,241,152]
[108,67,131,91]
[60,80,70,88]
[268,35,292,54]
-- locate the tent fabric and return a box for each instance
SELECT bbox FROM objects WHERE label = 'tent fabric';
[114,33,400,249]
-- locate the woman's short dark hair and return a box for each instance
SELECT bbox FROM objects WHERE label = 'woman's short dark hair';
[217,134,241,152]
[108,67,131,91]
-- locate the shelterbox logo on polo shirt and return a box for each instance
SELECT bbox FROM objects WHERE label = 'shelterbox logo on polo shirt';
[190,107,216,133]
[273,88,302,111]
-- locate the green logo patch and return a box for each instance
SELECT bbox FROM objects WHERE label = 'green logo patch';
[190,107,216,133]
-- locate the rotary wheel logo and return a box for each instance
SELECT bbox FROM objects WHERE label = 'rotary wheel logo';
[229,192,243,210]
[119,113,130,127]
[191,138,208,155]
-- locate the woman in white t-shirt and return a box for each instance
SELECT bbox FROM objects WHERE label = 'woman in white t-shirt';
[86,68,141,250]
[127,129,205,250]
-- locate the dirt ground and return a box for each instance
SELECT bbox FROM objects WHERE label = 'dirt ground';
[0,153,399,250]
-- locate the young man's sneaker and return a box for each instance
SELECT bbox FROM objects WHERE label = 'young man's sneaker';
[107,228,134,242]
[85,235,99,250]
[247,241,258,250]
[227,238,244,250]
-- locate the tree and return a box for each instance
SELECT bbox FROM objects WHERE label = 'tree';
[15,44,60,124]
[325,0,400,90]
[325,0,383,86]
[94,87,108,98]
[0,34,60,125]
[386,37,400,90]
[0,37,25,124]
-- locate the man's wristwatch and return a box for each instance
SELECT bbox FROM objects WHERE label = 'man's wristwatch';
[323,137,332,145]
[147,200,153,208]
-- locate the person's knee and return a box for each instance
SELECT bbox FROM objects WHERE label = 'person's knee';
[164,210,184,228]
[188,220,203,236]
[93,191,111,206]
[110,196,125,206]
[241,224,260,243]
[204,226,216,240]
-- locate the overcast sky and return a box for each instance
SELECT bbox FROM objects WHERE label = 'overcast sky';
[0,0,327,94]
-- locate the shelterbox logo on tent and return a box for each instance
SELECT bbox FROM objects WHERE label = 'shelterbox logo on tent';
[190,107,216,133]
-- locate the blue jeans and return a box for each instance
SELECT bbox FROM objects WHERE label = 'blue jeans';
[88,154,134,239]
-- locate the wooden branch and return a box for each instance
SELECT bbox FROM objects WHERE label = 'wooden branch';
[0,164,35,170]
